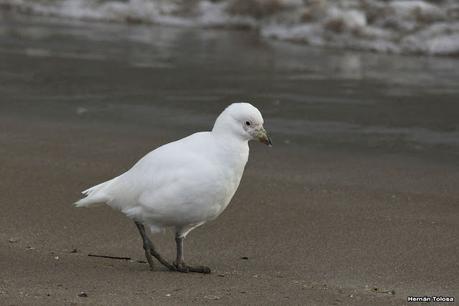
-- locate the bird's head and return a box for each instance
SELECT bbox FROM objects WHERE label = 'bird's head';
[212,102,272,146]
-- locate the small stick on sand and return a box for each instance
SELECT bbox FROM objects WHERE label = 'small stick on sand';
[88,254,131,260]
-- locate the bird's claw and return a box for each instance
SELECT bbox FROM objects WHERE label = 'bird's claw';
[173,262,211,274]
[173,261,190,273]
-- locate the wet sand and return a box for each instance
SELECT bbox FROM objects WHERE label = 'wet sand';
[1,14,458,305]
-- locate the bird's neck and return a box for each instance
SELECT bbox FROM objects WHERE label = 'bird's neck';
[211,130,249,163]
[211,115,250,166]
[212,131,248,152]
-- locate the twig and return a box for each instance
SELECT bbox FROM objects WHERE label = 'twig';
[88,253,131,260]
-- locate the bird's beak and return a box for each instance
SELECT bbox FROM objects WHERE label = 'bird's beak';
[257,127,272,147]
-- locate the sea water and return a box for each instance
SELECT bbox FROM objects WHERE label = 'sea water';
[1,0,459,56]
[1,14,458,158]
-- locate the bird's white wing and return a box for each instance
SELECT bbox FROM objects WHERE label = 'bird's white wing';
[75,132,210,208]
[102,132,226,220]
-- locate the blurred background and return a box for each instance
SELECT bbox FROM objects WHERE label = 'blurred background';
[1,0,458,156]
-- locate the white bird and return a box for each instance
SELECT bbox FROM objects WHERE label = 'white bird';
[75,102,272,273]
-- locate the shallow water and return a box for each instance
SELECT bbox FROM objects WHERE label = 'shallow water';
[1,13,459,158]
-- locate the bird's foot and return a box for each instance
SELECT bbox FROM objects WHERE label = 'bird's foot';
[144,248,176,271]
[174,261,211,274]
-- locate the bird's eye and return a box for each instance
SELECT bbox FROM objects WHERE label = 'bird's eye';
[245,121,251,126]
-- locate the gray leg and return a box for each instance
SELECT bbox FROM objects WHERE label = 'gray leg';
[135,221,175,271]
[175,233,184,267]
[174,232,211,274]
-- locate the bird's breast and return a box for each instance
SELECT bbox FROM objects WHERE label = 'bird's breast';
[205,152,248,217]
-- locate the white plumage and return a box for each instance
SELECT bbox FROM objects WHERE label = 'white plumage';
[75,102,271,273]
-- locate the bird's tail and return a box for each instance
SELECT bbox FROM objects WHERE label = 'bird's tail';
[74,178,115,208]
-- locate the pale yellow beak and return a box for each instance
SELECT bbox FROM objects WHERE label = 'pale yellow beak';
[257,127,272,147]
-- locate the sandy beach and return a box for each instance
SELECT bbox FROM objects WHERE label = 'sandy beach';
[1,14,458,305]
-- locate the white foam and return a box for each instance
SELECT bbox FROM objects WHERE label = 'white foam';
[2,0,459,56]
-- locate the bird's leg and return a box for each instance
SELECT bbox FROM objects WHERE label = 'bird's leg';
[174,233,186,271]
[174,232,211,274]
[134,221,175,271]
